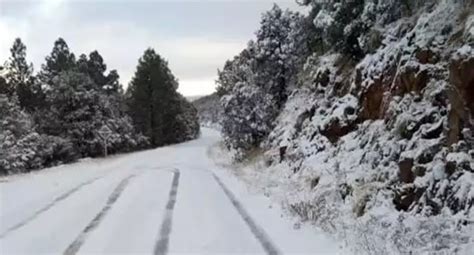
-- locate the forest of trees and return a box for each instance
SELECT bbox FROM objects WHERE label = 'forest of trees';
[0,38,199,175]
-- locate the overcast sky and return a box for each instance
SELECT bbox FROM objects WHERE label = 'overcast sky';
[0,0,304,96]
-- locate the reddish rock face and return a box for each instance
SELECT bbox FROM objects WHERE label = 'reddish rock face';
[450,54,474,111]
[359,79,386,120]
[357,47,472,148]
[447,53,474,145]
[415,48,438,64]
[394,65,430,95]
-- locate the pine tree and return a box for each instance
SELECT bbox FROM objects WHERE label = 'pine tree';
[4,39,31,96]
[172,94,200,142]
[104,70,122,94]
[39,38,76,86]
[1,39,150,174]
[0,94,35,174]
[77,51,106,89]
[302,0,410,58]
[0,93,76,174]
[39,68,146,157]
[4,38,43,111]
[0,66,8,95]
[217,4,307,157]
[127,48,199,147]
[6,39,33,89]
[86,50,108,87]
[77,51,123,94]
[36,40,147,157]
[253,4,307,105]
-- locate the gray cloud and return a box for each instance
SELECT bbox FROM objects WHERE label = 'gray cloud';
[0,0,304,96]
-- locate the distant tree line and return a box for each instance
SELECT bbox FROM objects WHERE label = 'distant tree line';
[0,38,199,175]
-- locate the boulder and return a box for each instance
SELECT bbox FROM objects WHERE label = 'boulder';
[394,64,430,95]
[415,47,438,64]
[319,119,356,143]
[359,79,386,120]
[399,158,415,183]
[447,50,474,145]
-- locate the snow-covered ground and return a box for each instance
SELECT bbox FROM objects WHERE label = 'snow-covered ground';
[0,128,342,254]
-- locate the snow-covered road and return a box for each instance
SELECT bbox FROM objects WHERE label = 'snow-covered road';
[0,128,340,254]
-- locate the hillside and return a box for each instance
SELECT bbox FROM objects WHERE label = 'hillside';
[193,92,222,128]
[215,0,474,253]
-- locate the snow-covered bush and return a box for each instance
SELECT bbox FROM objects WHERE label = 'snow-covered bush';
[217,5,309,158]
[0,95,76,174]
[221,82,278,159]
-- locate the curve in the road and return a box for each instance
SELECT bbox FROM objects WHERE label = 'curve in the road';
[0,175,104,239]
[154,169,180,255]
[212,173,282,255]
[63,174,137,255]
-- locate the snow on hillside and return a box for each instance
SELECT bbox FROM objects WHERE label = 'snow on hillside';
[214,0,474,254]
[193,92,222,129]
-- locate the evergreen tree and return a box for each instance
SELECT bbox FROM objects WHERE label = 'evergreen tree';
[172,94,200,143]
[77,51,106,89]
[253,4,307,105]
[39,69,146,157]
[0,94,33,140]
[39,38,76,86]
[0,66,8,95]
[86,50,107,87]
[127,48,199,147]
[76,53,89,73]
[0,93,76,174]
[6,39,32,88]
[0,93,36,174]
[77,51,122,94]
[4,38,43,111]
[36,39,147,157]
[4,39,32,96]
[302,0,416,58]
[104,70,122,94]
[217,4,307,157]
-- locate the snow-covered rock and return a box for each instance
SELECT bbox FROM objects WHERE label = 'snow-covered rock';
[217,0,474,253]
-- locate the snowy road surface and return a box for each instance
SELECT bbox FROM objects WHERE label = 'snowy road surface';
[0,128,340,254]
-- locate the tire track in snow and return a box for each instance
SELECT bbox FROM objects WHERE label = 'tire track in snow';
[212,173,282,255]
[0,175,104,239]
[154,169,180,255]
[63,174,136,255]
